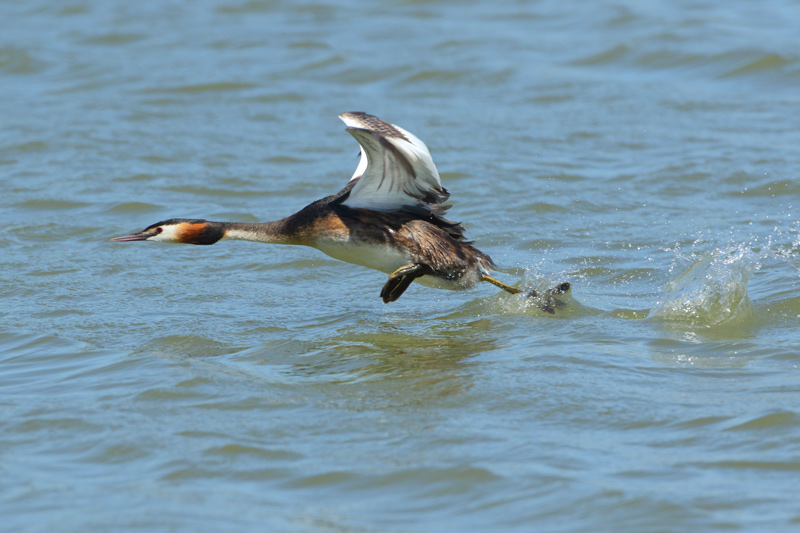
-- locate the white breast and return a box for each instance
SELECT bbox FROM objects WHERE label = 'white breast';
[312,240,412,275]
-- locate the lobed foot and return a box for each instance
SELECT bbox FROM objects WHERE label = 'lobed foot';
[380,263,433,303]
[526,282,571,314]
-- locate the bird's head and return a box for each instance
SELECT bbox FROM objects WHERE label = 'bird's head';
[111,218,224,245]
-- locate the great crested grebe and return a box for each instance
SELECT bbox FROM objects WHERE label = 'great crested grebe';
[112,112,569,308]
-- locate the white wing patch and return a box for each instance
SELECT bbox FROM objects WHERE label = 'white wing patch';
[339,112,449,214]
[350,149,368,181]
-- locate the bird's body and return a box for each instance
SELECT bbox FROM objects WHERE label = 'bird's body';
[113,112,567,305]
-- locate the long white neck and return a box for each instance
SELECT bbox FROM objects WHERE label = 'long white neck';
[219,221,295,245]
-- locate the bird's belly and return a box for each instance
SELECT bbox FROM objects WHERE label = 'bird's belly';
[312,240,412,275]
[311,239,480,291]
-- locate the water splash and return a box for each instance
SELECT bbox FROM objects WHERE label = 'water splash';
[652,244,759,327]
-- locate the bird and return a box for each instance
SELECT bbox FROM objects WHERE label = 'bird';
[112,112,569,308]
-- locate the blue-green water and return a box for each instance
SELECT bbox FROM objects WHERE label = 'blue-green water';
[2,1,800,530]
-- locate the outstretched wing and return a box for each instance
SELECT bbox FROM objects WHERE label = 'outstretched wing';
[339,112,450,215]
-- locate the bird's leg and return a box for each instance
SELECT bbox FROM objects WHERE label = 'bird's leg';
[389,264,423,279]
[480,274,523,295]
[481,274,571,314]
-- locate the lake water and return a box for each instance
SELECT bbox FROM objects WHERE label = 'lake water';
[2,0,800,530]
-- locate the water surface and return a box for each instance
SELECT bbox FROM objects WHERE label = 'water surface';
[2,0,800,530]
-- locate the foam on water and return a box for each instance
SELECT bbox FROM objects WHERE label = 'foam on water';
[652,244,759,327]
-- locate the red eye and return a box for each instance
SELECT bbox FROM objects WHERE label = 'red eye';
[155,227,163,234]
